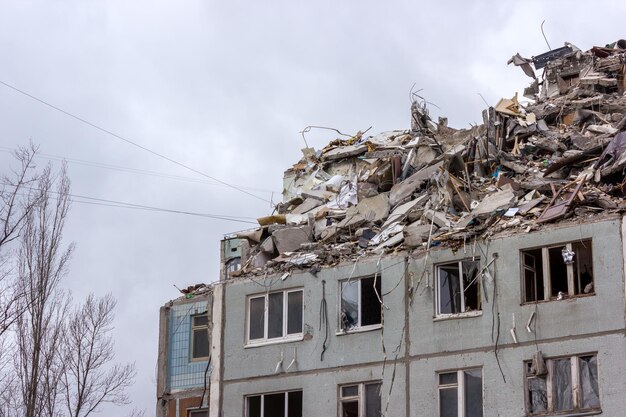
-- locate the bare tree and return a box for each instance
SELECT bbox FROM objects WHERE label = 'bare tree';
[0,144,42,337]
[62,293,136,417]
[14,164,74,417]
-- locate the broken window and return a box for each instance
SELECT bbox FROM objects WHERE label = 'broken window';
[438,369,483,417]
[191,313,210,360]
[435,260,481,316]
[247,289,303,344]
[525,353,600,415]
[521,239,593,303]
[188,409,208,417]
[246,390,302,417]
[339,381,382,417]
[339,277,382,332]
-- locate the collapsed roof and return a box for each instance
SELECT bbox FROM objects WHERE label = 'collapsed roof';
[228,38,626,278]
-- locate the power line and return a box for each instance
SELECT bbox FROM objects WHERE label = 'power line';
[0,79,272,204]
[0,147,280,195]
[0,182,259,224]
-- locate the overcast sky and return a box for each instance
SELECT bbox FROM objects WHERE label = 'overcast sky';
[1,1,625,415]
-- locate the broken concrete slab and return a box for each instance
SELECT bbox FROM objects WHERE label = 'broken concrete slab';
[472,187,516,217]
[356,193,389,224]
[259,237,276,254]
[389,161,443,207]
[272,225,312,253]
[404,223,435,248]
[291,197,323,215]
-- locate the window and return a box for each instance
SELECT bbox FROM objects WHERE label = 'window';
[191,313,209,360]
[247,289,303,344]
[188,409,208,417]
[339,277,382,332]
[525,353,600,415]
[521,239,593,303]
[438,369,483,417]
[435,260,481,317]
[246,390,302,417]
[339,381,381,417]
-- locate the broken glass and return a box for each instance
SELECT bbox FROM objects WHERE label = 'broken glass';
[341,280,359,330]
[462,260,480,312]
[464,369,483,417]
[527,376,547,413]
[579,356,600,409]
[553,358,573,411]
[438,264,461,314]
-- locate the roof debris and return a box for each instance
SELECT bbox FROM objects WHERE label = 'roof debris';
[229,38,626,278]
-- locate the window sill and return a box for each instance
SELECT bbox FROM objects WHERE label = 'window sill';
[433,311,482,321]
[335,324,382,336]
[245,335,303,349]
[521,293,596,306]
[527,408,601,417]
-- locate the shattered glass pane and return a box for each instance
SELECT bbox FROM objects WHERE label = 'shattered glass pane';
[249,297,265,340]
[341,400,358,417]
[553,359,573,411]
[287,291,303,335]
[439,387,458,417]
[579,356,600,409]
[361,277,382,326]
[247,395,261,417]
[464,369,483,417]
[341,280,359,330]
[527,376,547,413]
[438,264,461,314]
[462,260,481,311]
[365,383,382,417]
[268,292,284,339]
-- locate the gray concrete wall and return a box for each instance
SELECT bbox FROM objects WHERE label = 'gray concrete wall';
[213,217,626,416]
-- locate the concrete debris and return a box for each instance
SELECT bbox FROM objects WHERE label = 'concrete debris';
[229,37,626,277]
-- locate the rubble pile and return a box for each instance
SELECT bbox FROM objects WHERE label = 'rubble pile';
[230,39,626,278]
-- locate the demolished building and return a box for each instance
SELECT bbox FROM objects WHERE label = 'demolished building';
[157,39,626,417]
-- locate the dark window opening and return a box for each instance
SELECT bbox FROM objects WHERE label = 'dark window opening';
[521,240,593,303]
[246,391,302,417]
[340,277,382,331]
[436,260,481,316]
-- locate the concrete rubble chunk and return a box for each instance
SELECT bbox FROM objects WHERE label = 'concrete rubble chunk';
[272,226,312,253]
[356,193,389,224]
[472,187,516,217]
[291,198,323,214]
[389,161,442,207]
[259,237,275,254]
[404,223,435,248]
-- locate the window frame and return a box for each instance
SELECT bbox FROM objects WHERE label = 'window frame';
[245,389,303,417]
[524,353,601,416]
[520,239,594,304]
[245,288,304,346]
[338,276,382,333]
[338,380,382,417]
[437,368,483,417]
[434,259,482,318]
[190,312,210,361]
[187,409,209,417]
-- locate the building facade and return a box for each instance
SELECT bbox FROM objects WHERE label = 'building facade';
[157,216,626,416]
